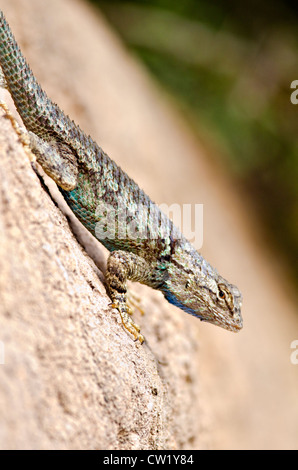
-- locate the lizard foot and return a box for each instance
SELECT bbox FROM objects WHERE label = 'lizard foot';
[126,289,145,316]
[111,300,145,344]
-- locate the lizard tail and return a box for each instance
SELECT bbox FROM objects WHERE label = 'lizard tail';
[0,10,73,141]
[0,11,45,126]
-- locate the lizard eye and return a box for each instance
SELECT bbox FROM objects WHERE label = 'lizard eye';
[218,289,225,299]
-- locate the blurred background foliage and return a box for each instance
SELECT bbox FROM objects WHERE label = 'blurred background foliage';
[89,0,298,283]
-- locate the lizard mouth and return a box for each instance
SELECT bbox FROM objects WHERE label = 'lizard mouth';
[212,307,243,332]
[227,315,243,332]
[231,321,243,332]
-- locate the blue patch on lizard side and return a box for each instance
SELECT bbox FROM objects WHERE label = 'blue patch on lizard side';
[163,290,205,321]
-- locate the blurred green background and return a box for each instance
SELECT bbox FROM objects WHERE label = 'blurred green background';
[89,0,298,284]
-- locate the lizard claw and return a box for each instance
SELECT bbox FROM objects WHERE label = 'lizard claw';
[109,298,145,344]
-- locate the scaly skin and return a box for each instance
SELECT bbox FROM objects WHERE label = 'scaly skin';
[0,11,243,343]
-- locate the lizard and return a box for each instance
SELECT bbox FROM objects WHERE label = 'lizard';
[0,10,243,343]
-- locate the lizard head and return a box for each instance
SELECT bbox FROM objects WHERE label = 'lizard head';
[162,241,243,332]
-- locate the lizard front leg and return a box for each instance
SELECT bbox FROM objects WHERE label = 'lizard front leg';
[29,131,78,191]
[0,102,78,191]
[106,250,159,344]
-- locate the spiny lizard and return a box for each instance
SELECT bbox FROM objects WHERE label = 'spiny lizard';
[0,10,243,343]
